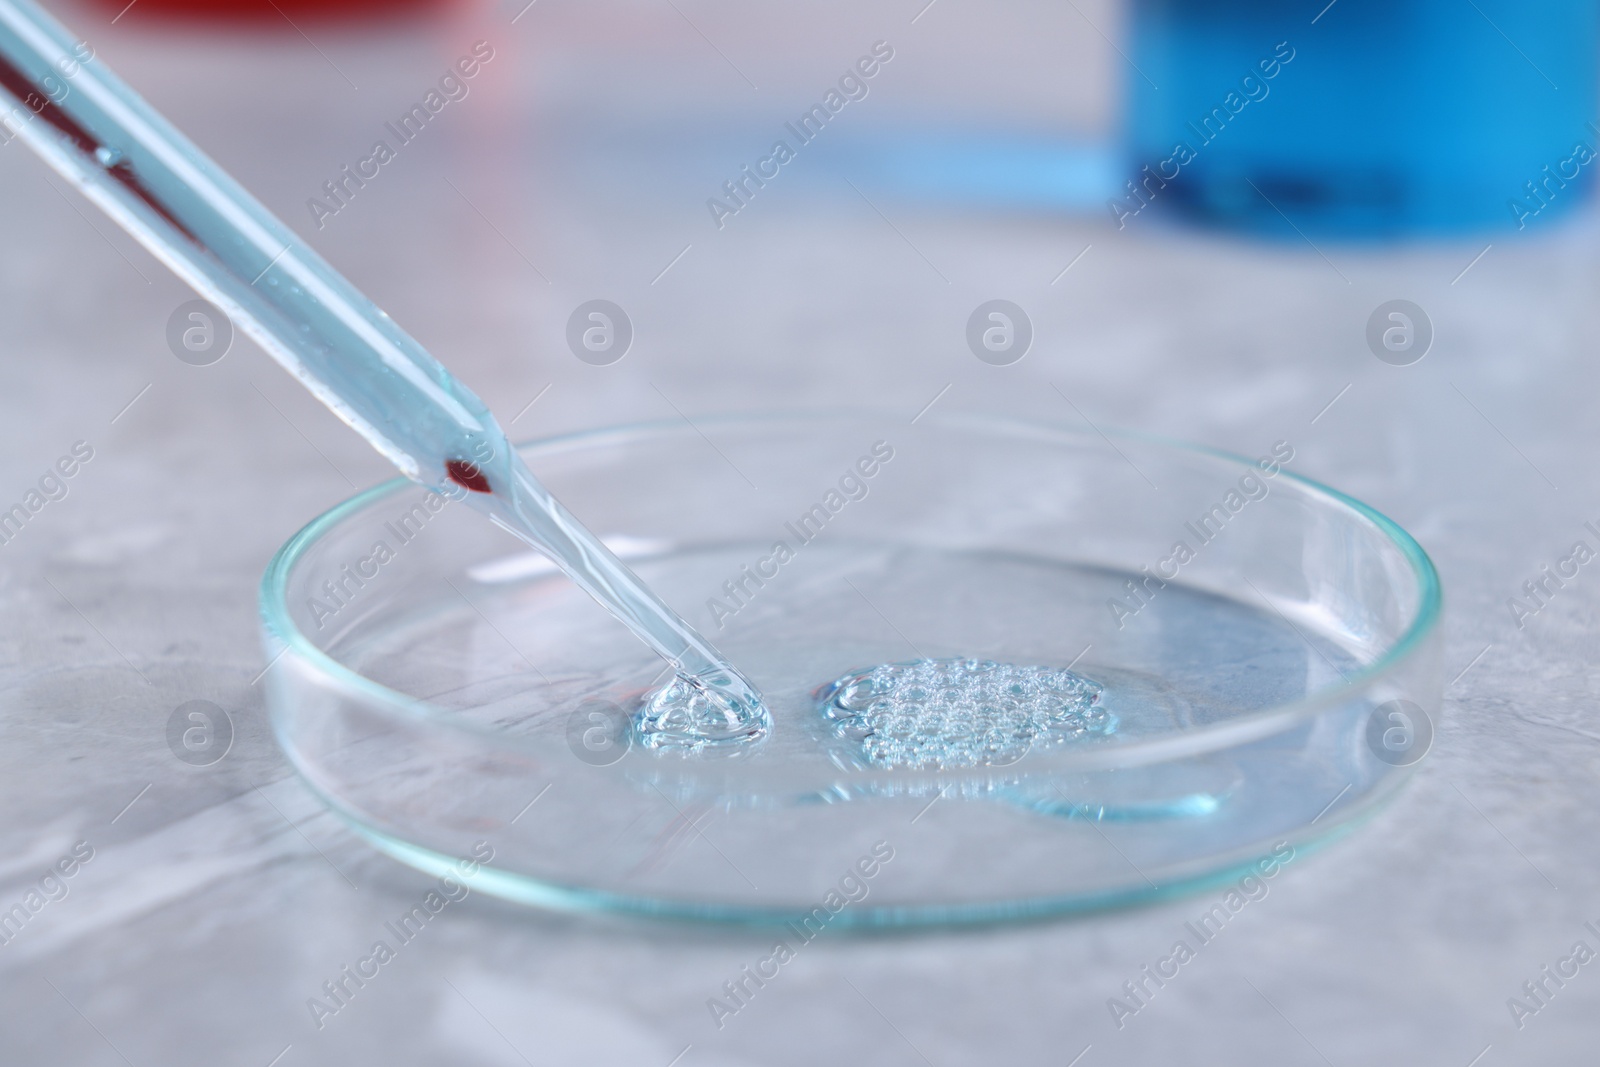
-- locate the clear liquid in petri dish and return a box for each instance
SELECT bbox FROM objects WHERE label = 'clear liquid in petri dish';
[453,457,773,753]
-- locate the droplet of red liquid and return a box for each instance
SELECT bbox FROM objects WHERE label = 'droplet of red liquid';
[445,459,491,493]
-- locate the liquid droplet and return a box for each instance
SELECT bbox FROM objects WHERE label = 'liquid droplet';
[637,673,769,754]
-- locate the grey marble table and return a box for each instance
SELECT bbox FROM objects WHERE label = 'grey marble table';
[1,1,1597,1064]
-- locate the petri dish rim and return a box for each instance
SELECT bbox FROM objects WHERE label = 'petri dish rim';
[326,800,1379,929]
[258,409,1442,773]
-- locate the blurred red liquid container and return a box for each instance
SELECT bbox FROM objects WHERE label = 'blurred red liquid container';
[89,0,455,20]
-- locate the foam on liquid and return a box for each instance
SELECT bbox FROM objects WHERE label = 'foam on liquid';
[819,658,1112,770]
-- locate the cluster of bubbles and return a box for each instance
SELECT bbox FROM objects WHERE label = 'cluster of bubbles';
[818,658,1112,770]
[635,673,770,755]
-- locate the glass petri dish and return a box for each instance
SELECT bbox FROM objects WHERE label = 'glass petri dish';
[260,412,1441,926]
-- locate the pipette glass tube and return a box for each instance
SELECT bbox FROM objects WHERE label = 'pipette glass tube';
[0,0,766,750]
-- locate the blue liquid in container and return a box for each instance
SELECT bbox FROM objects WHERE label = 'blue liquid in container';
[1124,0,1599,237]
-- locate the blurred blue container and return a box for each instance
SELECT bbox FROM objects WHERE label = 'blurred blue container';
[1124,0,1599,237]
